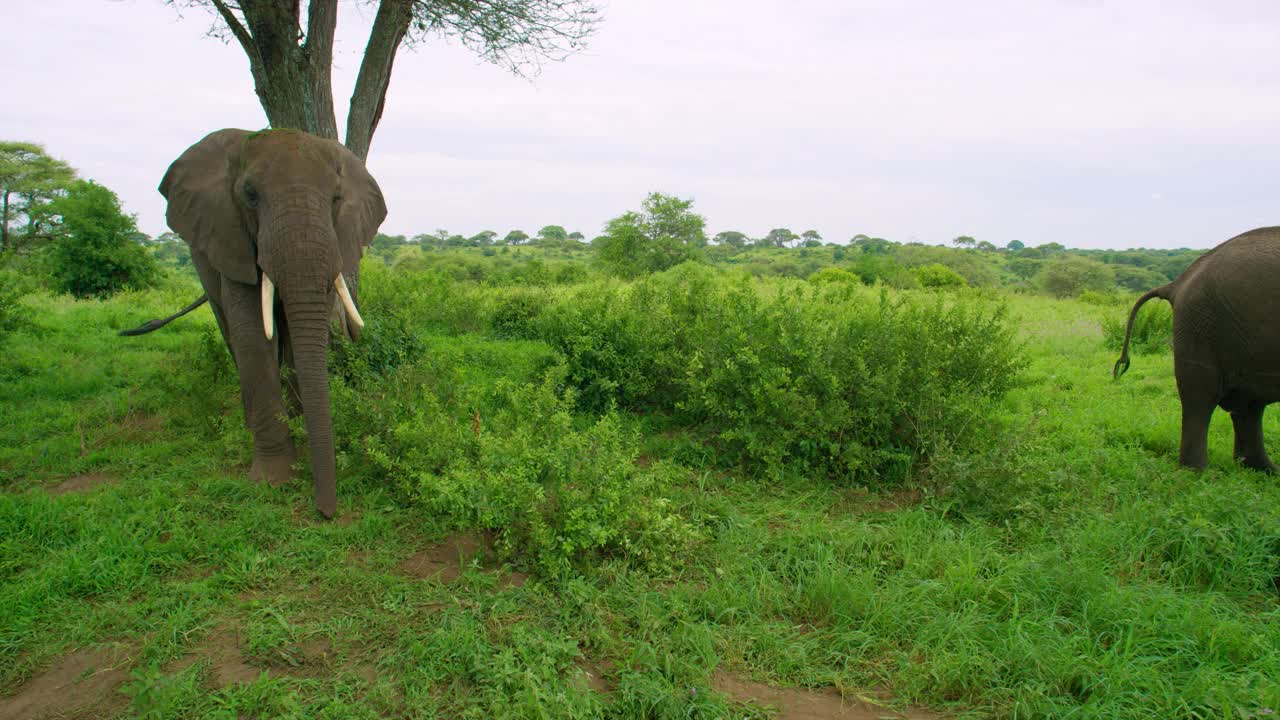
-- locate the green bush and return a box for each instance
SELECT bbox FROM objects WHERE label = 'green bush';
[541,265,1024,483]
[848,253,919,288]
[330,311,424,385]
[334,357,698,575]
[489,287,552,340]
[1102,298,1172,355]
[806,266,859,285]
[913,263,967,288]
[0,267,38,344]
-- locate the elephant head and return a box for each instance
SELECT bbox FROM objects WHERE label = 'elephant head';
[160,128,386,517]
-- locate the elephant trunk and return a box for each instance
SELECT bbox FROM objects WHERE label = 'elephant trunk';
[284,291,338,518]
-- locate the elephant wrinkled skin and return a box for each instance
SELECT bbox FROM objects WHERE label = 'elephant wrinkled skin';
[1114,226,1280,474]
[126,128,386,517]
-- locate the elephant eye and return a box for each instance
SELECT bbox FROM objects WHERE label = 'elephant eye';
[244,183,260,208]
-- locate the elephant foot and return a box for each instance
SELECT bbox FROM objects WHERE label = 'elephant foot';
[249,450,296,487]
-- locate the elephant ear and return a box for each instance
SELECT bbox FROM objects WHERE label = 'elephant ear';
[332,142,387,300]
[158,129,256,285]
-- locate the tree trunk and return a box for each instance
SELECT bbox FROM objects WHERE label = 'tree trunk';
[344,0,413,160]
[209,0,411,155]
[305,0,339,140]
[213,0,338,140]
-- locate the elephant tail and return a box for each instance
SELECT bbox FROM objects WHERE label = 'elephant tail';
[1112,284,1172,379]
[118,294,209,336]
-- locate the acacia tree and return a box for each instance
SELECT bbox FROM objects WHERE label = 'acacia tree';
[0,142,77,260]
[171,0,601,159]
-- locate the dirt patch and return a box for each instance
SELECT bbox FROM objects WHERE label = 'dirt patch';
[45,473,117,496]
[836,487,924,515]
[575,658,614,695]
[164,622,266,688]
[500,571,529,589]
[398,531,490,583]
[0,645,133,720]
[712,671,938,720]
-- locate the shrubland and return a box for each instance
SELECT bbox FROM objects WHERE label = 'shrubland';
[7,195,1280,719]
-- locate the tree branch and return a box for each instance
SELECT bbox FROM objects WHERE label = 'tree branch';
[345,0,414,160]
[208,0,257,60]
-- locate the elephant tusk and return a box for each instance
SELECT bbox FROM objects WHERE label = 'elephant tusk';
[334,273,365,335]
[261,273,275,340]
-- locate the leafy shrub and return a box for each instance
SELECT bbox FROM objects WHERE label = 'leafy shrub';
[335,358,698,575]
[330,312,424,385]
[1113,264,1169,293]
[913,263,967,288]
[489,287,552,340]
[359,262,489,336]
[541,265,1024,484]
[848,253,919,288]
[1077,289,1124,306]
[1102,298,1172,355]
[807,266,859,285]
[0,267,38,344]
[535,269,709,412]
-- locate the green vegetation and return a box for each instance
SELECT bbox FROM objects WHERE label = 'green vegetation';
[47,181,158,299]
[3,237,1278,718]
[593,192,708,278]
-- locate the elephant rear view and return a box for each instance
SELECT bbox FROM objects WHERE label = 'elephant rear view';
[131,128,386,517]
[1114,226,1280,474]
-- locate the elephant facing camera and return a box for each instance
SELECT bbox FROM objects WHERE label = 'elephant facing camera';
[121,128,387,518]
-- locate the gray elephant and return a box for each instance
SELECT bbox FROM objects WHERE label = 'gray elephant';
[123,129,386,517]
[1114,226,1280,473]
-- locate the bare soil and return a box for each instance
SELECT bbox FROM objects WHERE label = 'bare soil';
[398,531,490,583]
[45,473,117,496]
[712,670,939,720]
[575,658,614,695]
[164,621,266,688]
[0,645,133,720]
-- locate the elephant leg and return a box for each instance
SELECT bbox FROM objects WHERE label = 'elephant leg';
[1231,401,1277,473]
[1174,357,1218,471]
[190,250,236,368]
[220,275,296,485]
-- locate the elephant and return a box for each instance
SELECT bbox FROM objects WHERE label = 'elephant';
[1114,226,1280,474]
[122,128,386,517]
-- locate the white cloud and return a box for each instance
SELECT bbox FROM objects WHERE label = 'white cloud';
[4,0,1278,248]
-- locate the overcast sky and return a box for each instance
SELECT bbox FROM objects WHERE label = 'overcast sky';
[6,0,1279,248]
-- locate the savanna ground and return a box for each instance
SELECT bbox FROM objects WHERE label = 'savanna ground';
[2,261,1278,720]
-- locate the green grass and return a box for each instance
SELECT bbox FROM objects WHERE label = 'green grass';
[1,277,1278,719]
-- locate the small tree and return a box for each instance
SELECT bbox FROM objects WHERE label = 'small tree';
[762,228,797,248]
[1,142,77,261]
[1006,239,1026,251]
[713,230,749,249]
[1036,255,1114,298]
[593,192,706,278]
[504,229,529,245]
[537,225,569,242]
[469,230,498,246]
[47,181,158,299]
[952,235,977,248]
